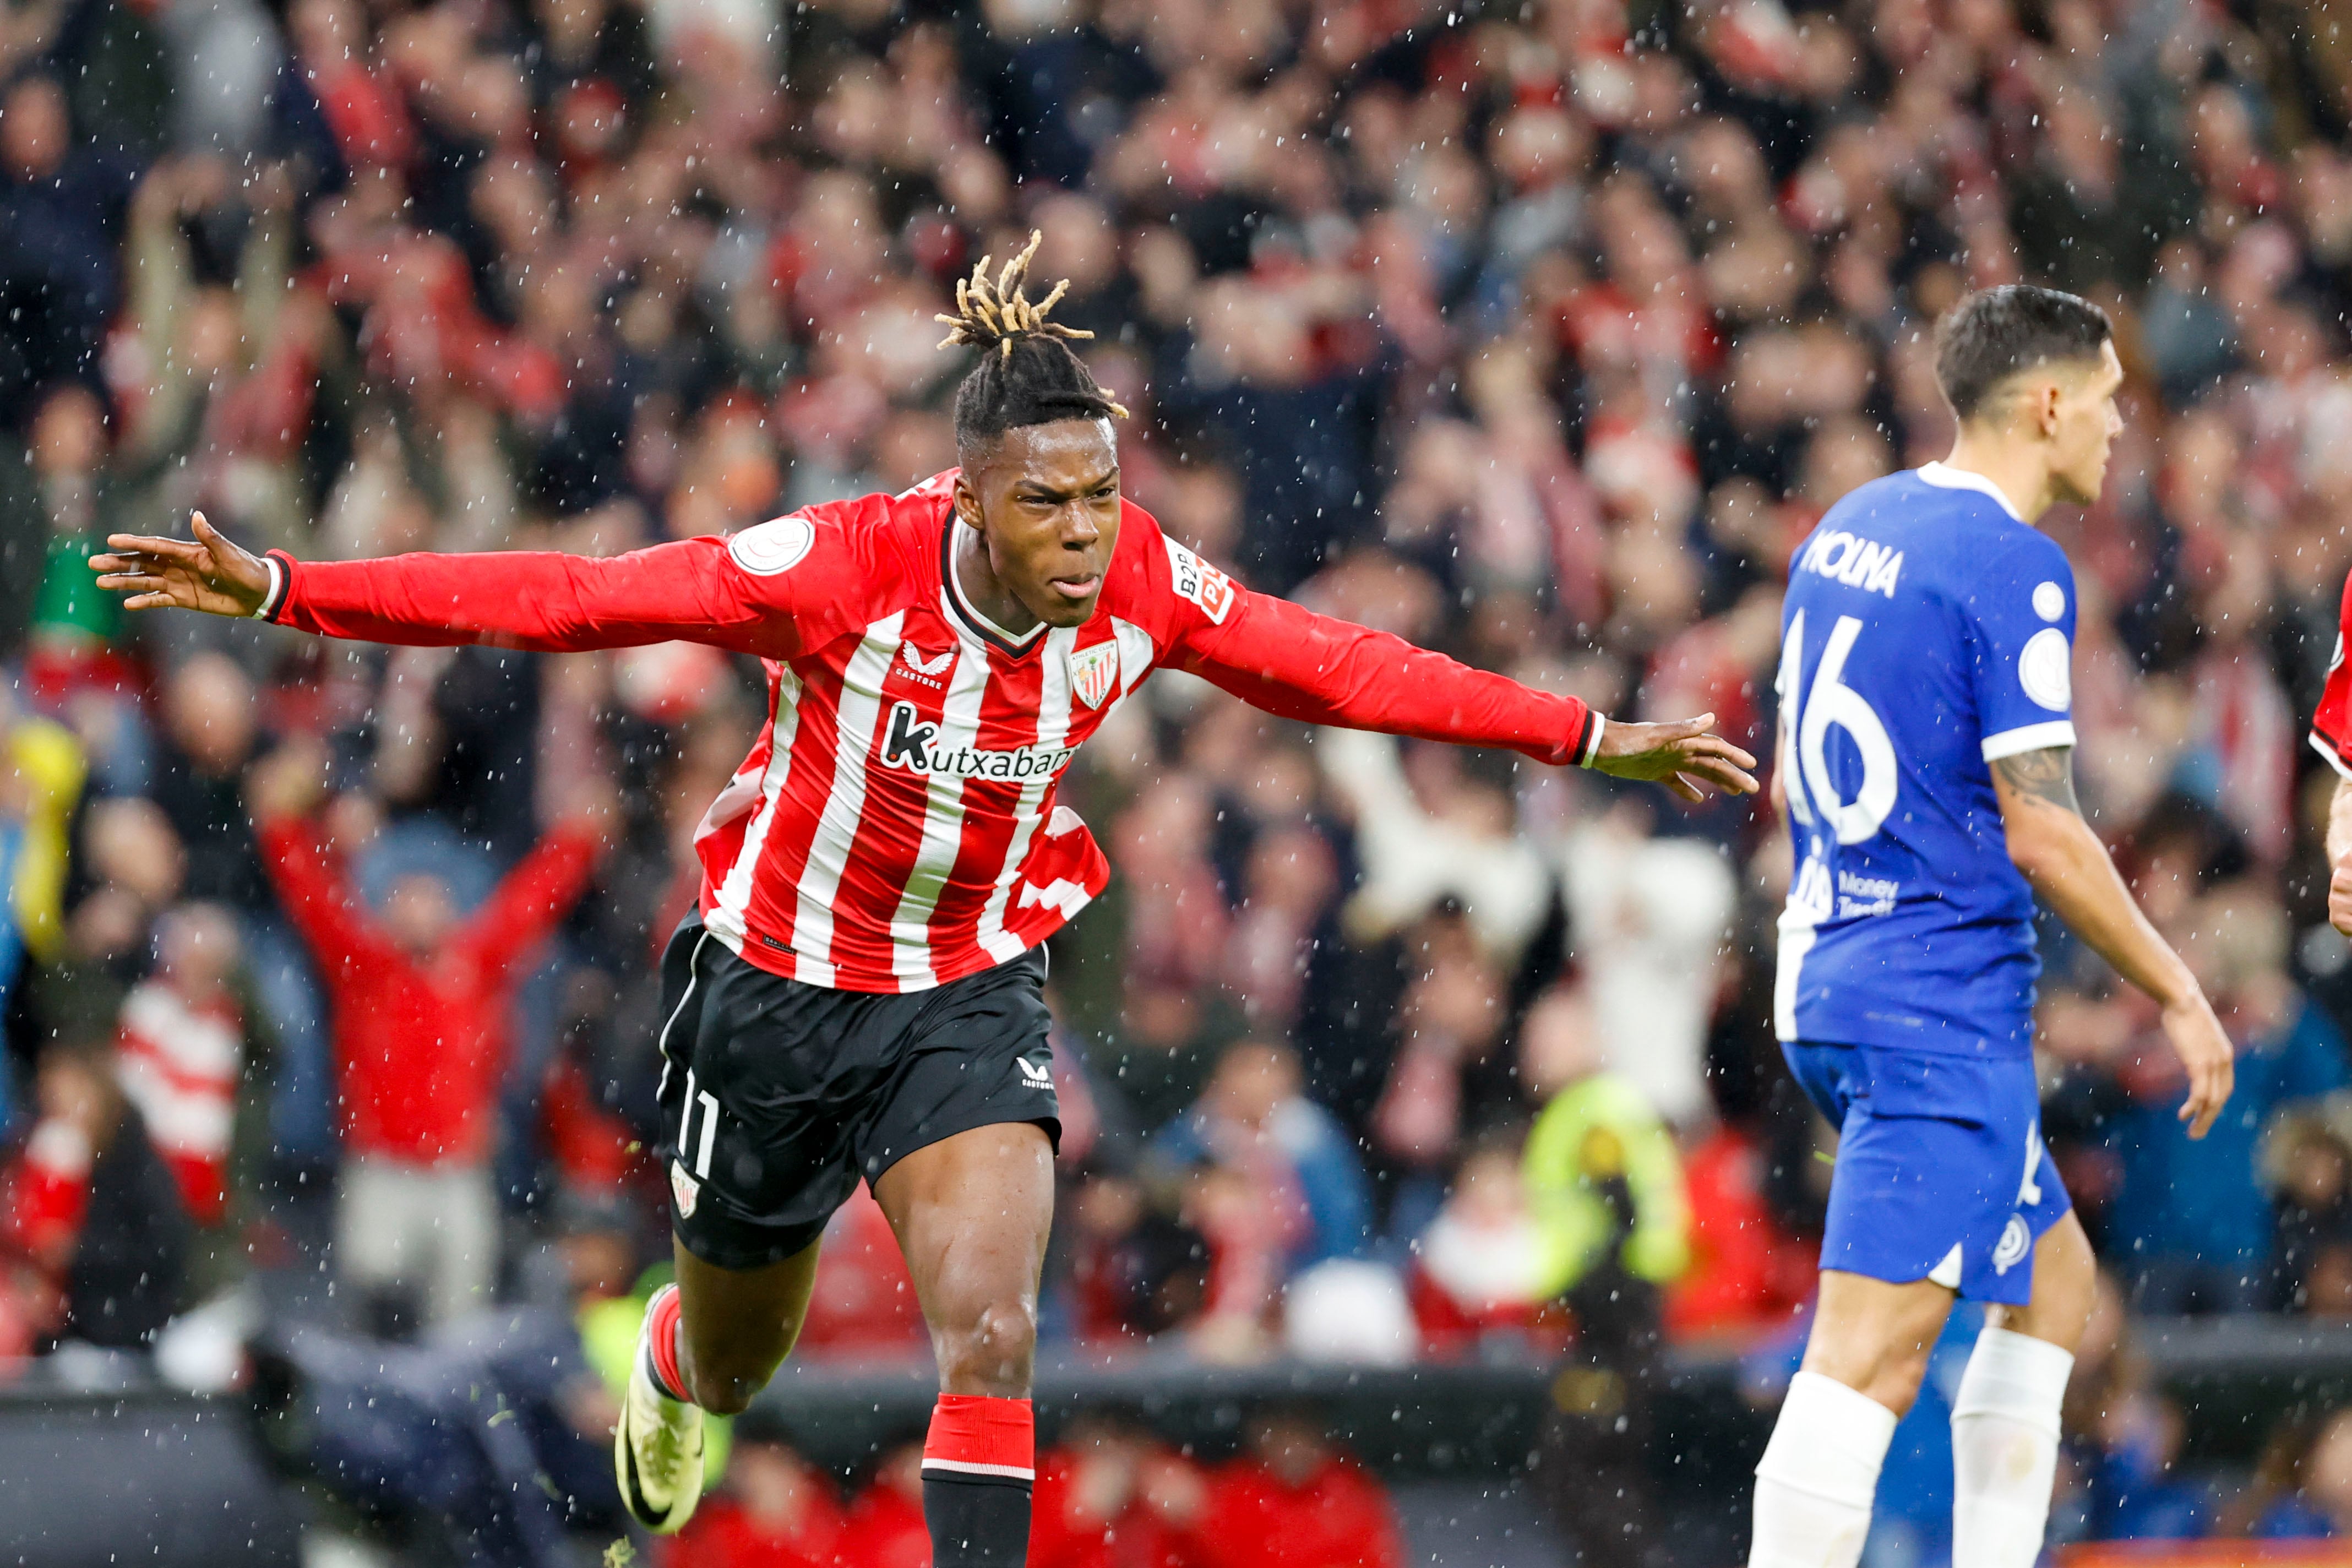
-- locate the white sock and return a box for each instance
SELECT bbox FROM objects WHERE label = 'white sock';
[1749,1370,1901,1568]
[1951,1326,2073,1568]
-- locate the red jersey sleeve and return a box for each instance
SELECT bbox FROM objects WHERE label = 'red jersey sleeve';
[268,499,907,658]
[2313,569,2352,780]
[257,816,396,988]
[1129,512,1596,766]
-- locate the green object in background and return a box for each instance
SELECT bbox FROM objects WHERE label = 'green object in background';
[580,1271,731,1487]
[31,532,123,646]
[1523,1071,1693,1297]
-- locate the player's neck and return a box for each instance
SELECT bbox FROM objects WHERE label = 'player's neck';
[1938,437,2052,524]
[952,521,1043,638]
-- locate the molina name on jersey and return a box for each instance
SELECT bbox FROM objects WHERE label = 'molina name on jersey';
[262,472,1599,994]
[1775,463,2079,1056]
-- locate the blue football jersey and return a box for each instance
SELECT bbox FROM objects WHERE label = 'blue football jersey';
[1774,463,2078,1057]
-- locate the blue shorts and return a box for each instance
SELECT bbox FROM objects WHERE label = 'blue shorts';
[1783,1041,2072,1306]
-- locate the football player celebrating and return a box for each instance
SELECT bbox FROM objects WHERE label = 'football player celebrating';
[95,235,1756,1565]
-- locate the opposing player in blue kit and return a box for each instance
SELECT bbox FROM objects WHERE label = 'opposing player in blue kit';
[1749,286,2236,1568]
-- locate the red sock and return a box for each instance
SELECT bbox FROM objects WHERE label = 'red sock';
[922,1394,1033,1566]
[644,1283,689,1404]
[922,1393,1035,1481]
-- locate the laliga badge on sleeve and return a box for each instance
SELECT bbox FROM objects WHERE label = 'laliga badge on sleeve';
[728,515,816,576]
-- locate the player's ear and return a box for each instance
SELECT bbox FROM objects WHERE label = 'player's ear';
[2033,378,2064,439]
[951,472,983,532]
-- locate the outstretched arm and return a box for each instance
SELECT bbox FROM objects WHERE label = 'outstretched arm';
[94,512,838,658]
[1993,744,2234,1136]
[1174,589,1756,799]
[249,743,395,986]
[462,818,604,978]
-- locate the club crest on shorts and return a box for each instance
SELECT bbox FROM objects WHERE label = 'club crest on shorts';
[671,1160,700,1218]
[1067,640,1119,710]
[1993,1213,2030,1275]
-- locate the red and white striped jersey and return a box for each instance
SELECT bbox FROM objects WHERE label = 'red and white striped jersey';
[113,980,244,1226]
[2312,569,2352,782]
[268,473,1596,993]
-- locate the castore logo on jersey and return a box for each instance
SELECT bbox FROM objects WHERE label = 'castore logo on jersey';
[897,641,957,689]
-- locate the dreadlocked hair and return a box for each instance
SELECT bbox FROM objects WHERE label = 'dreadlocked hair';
[938,230,1129,455]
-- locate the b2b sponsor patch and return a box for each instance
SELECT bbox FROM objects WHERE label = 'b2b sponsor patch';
[1164,538,1235,624]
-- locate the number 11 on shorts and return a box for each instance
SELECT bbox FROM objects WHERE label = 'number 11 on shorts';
[680,1070,720,1180]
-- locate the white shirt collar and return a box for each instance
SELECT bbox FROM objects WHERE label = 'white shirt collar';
[1915,461,2025,522]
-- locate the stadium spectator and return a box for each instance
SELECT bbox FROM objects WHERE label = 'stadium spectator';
[1315,726,1551,970]
[1663,1117,1819,1341]
[40,794,186,1044]
[1554,789,1737,1127]
[249,740,604,1328]
[1061,1160,1211,1346]
[1030,1414,1210,1568]
[2267,1097,2352,1312]
[109,904,263,1267]
[2054,1273,2211,1544]
[1196,1410,1403,1568]
[2089,884,2348,1312]
[1154,1038,1370,1269]
[147,654,270,913]
[1,1041,190,1354]
[0,75,139,428]
[2230,1408,2352,1540]
[1368,906,1514,1220]
[0,686,85,1126]
[787,1185,926,1360]
[245,1196,628,1564]
[1407,1129,1554,1357]
[20,384,126,695]
[1518,982,1691,1301]
[659,1422,848,1568]
[837,1440,933,1568]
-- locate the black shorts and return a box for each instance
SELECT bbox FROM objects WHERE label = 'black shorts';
[652,918,1059,1270]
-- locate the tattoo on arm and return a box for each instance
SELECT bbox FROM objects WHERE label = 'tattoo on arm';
[1992,745,2081,814]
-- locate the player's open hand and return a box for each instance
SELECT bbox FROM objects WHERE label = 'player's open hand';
[1590,714,1760,803]
[91,512,271,618]
[2162,990,2235,1140]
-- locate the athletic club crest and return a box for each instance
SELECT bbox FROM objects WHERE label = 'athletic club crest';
[1067,640,1119,710]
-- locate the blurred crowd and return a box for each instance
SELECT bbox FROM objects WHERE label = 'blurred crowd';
[17,0,2352,1556]
[656,1411,1404,1568]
